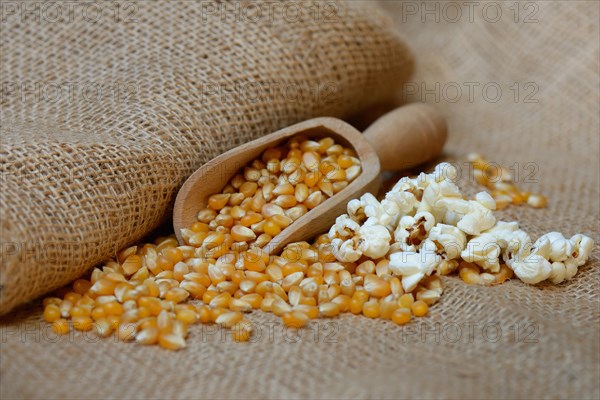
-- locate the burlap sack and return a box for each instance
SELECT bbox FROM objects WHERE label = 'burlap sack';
[1,1,598,399]
[0,0,413,315]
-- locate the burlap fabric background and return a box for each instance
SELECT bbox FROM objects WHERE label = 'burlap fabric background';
[0,0,413,314]
[1,1,599,399]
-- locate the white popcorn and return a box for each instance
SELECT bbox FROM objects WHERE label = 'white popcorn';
[538,233,593,283]
[389,239,441,292]
[331,238,362,263]
[549,261,567,284]
[485,221,520,248]
[347,199,366,223]
[347,193,391,227]
[357,224,391,259]
[455,196,496,235]
[393,212,435,251]
[511,253,552,284]
[570,234,594,266]
[418,180,462,219]
[504,230,533,266]
[329,162,594,287]
[461,233,502,272]
[536,232,573,262]
[328,215,360,239]
[428,223,466,260]
[475,191,496,210]
[381,181,418,226]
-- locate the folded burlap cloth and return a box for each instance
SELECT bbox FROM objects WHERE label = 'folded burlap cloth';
[0,1,413,315]
[1,1,598,399]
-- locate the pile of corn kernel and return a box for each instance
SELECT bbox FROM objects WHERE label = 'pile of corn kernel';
[467,153,548,209]
[42,137,594,350]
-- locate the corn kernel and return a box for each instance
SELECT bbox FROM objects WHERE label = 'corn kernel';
[391,308,412,325]
[412,300,429,317]
[52,319,70,335]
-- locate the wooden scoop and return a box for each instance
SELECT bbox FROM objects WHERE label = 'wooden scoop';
[173,103,446,253]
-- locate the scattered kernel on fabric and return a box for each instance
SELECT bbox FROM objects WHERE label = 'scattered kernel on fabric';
[43,154,593,350]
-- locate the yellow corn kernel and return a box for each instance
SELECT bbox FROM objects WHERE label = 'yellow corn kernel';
[43,297,62,307]
[282,311,310,328]
[136,327,159,345]
[362,299,380,318]
[215,214,234,228]
[325,144,343,156]
[208,194,230,210]
[197,208,217,223]
[229,225,255,242]
[364,274,391,298]
[240,181,258,197]
[263,220,282,236]
[229,298,252,312]
[231,321,253,342]
[391,308,412,325]
[319,302,340,318]
[305,191,323,209]
[332,181,348,194]
[302,151,321,170]
[72,279,92,295]
[336,154,353,169]
[331,294,351,312]
[399,293,415,309]
[91,306,106,321]
[292,183,308,204]
[412,300,429,317]
[527,193,548,208]
[191,221,210,233]
[215,311,243,328]
[240,213,262,227]
[273,195,297,209]
[208,292,231,308]
[52,319,70,335]
[176,309,198,325]
[273,182,294,196]
[72,316,93,331]
[94,318,113,337]
[103,301,124,316]
[356,260,376,276]
[379,297,398,320]
[459,268,482,285]
[231,174,245,189]
[159,333,186,350]
[271,214,293,229]
[89,278,117,296]
[122,254,142,276]
[271,299,292,316]
[390,277,403,298]
[117,245,137,263]
[43,304,61,323]
[285,205,307,221]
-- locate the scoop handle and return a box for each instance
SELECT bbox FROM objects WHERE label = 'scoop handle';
[362,103,447,171]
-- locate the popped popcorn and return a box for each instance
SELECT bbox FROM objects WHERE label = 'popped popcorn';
[357,224,391,258]
[428,223,466,260]
[389,239,441,292]
[461,233,502,272]
[329,162,594,289]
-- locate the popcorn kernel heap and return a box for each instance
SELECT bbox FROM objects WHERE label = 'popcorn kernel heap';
[42,136,594,350]
[466,153,548,209]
